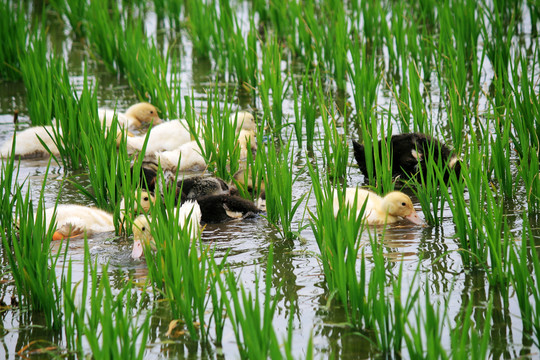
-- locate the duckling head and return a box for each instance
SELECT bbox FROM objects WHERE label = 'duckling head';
[383,192,424,225]
[232,111,256,132]
[126,102,162,128]
[132,215,153,259]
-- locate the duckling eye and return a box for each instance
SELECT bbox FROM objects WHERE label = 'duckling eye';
[150,111,154,114]
[144,196,149,201]
[401,202,406,206]
[141,226,146,231]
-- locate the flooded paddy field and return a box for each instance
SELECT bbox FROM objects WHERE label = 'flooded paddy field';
[1,0,540,358]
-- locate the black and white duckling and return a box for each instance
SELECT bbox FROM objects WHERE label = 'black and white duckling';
[0,125,60,159]
[178,175,230,200]
[44,205,115,241]
[191,194,262,224]
[352,133,461,183]
[131,200,202,259]
[333,188,424,225]
[98,102,162,131]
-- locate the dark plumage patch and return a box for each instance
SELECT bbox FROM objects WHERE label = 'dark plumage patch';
[352,133,461,183]
[178,176,230,200]
[194,194,261,224]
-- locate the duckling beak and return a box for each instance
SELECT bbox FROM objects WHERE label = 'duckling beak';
[404,211,425,226]
[132,239,144,259]
[153,118,163,125]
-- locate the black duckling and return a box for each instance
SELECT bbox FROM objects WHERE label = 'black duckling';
[352,133,461,183]
[178,175,230,199]
[190,193,262,224]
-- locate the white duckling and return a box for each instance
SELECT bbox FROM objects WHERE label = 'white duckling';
[0,125,60,159]
[44,205,115,241]
[333,188,424,225]
[131,200,202,259]
[121,119,194,156]
[155,140,208,173]
[98,102,162,130]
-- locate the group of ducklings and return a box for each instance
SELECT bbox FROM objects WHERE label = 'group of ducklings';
[2,101,467,258]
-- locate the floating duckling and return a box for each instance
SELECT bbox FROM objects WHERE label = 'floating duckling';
[333,188,424,225]
[352,133,461,183]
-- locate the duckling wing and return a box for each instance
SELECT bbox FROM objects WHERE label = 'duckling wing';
[195,194,260,223]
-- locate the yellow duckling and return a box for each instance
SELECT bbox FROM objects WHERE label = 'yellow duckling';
[98,102,162,130]
[333,188,424,225]
[131,200,202,259]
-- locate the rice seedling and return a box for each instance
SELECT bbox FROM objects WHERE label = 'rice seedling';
[217,246,283,359]
[348,33,380,123]
[262,136,306,241]
[317,90,349,181]
[185,0,215,58]
[184,90,242,179]
[84,263,151,359]
[1,162,66,330]
[509,215,535,336]
[50,64,98,170]
[63,239,151,358]
[322,0,348,91]
[259,35,286,131]
[307,162,369,328]
[510,56,540,211]
[120,18,180,117]
[87,0,121,73]
[355,108,395,192]
[292,65,318,148]
[0,140,20,235]
[404,279,449,358]
[368,236,420,356]
[49,0,89,37]
[438,132,512,287]
[142,177,224,342]
[19,30,55,126]
[0,1,27,81]
[405,143,449,226]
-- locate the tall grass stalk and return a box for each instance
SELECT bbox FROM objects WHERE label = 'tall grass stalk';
[307,162,369,328]
[63,239,150,358]
[404,279,449,358]
[1,163,65,330]
[292,66,317,148]
[49,0,89,37]
[262,136,306,240]
[317,92,349,181]
[217,246,282,359]
[0,1,27,81]
[406,142,449,226]
[259,35,285,131]
[143,177,224,342]
[19,30,55,126]
[0,141,20,234]
[348,33,380,123]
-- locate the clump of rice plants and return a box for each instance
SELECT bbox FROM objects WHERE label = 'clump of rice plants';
[1,164,66,330]
[142,176,224,342]
[218,246,305,359]
[19,30,55,126]
[63,240,151,358]
[0,1,27,81]
[262,136,306,241]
